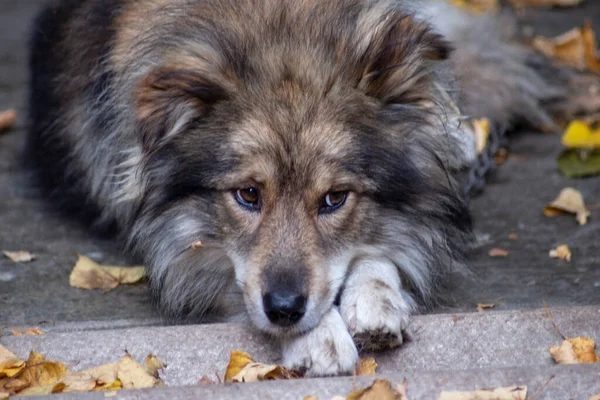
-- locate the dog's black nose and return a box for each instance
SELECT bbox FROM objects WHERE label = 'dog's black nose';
[263,291,307,326]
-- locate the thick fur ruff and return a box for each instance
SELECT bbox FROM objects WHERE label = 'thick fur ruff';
[27,0,567,375]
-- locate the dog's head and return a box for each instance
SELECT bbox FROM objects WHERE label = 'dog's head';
[130,0,472,334]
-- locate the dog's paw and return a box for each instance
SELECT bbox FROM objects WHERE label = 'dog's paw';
[340,278,414,352]
[282,308,358,377]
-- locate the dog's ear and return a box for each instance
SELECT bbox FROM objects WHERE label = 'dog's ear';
[356,15,451,105]
[135,67,227,150]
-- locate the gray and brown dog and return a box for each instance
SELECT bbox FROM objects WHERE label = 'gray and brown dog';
[28,0,567,375]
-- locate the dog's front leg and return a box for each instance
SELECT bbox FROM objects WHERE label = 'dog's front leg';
[282,307,359,377]
[340,257,416,351]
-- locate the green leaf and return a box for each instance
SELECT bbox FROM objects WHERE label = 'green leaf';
[557,149,600,178]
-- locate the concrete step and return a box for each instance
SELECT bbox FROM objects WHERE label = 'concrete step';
[2,307,599,388]
[18,364,600,400]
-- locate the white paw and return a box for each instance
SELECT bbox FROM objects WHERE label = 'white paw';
[282,308,358,377]
[340,263,415,351]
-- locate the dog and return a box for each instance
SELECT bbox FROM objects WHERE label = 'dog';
[28,0,569,376]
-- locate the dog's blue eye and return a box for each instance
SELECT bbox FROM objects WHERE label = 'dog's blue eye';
[235,187,260,210]
[319,191,348,214]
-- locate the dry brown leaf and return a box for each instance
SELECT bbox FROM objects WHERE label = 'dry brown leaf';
[2,250,36,263]
[347,379,407,400]
[543,187,590,225]
[356,357,378,376]
[509,0,583,8]
[448,0,499,14]
[145,354,166,378]
[439,386,527,400]
[589,395,600,400]
[477,303,496,312]
[488,248,508,257]
[549,244,572,262]
[0,393,8,399]
[224,350,254,382]
[117,354,161,389]
[304,396,318,400]
[198,375,217,384]
[0,109,17,133]
[532,22,600,73]
[69,255,146,292]
[0,345,25,379]
[2,351,69,395]
[55,362,121,393]
[508,233,519,240]
[550,337,599,364]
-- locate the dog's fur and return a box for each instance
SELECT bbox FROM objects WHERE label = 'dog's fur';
[28,0,568,375]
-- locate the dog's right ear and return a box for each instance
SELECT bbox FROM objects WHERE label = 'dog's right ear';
[135,67,228,150]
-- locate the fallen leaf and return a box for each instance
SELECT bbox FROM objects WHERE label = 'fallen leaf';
[347,379,407,400]
[224,350,254,382]
[0,393,7,399]
[356,357,378,376]
[69,255,146,292]
[2,351,69,395]
[549,244,572,262]
[439,386,527,400]
[448,0,499,14]
[495,148,509,165]
[488,248,508,257]
[55,362,120,393]
[477,303,496,312]
[543,187,590,225]
[0,345,25,378]
[0,109,17,132]
[105,391,118,397]
[557,148,600,178]
[509,0,583,8]
[198,375,217,384]
[145,354,166,378]
[589,395,600,400]
[532,22,600,73]
[117,354,161,389]
[224,350,300,383]
[2,251,36,263]
[473,118,491,155]
[10,328,44,337]
[562,120,600,149]
[508,233,519,240]
[304,396,318,400]
[550,337,599,364]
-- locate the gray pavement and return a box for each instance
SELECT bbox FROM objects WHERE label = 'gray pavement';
[3,307,600,398]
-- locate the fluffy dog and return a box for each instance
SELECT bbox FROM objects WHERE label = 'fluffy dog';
[28,0,567,375]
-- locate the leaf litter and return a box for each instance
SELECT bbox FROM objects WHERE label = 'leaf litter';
[69,255,146,292]
[543,187,590,225]
[2,251,36,263]
[549,244,572,262]
[0,345,164,397]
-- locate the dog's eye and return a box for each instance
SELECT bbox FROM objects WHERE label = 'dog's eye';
[234,187,260,211]
[319,191,348,214]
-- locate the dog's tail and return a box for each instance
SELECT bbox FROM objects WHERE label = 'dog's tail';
[414,1,599,195]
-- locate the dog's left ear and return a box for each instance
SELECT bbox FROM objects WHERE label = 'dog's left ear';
[135,67,228,150]
[357,15,451,105]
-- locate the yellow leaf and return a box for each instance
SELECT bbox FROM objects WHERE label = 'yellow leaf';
[145,354,166,378]
[543,187,590,225]
[549,244,572,262]
[447,0,499,14]
[439,386,527,400]
[562,120,600,149]
[17,384,56,396]
[477,303,496,312]
[69,255,146,292]
[473,118,491,155]
[347,379,407,400]
[2,251,36,263]
[550,337,599,364]
[117,354,160,389]
[3,351,69,395]
[224,350,254,382]
[0,345,25,378]
[356,357,378,376]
